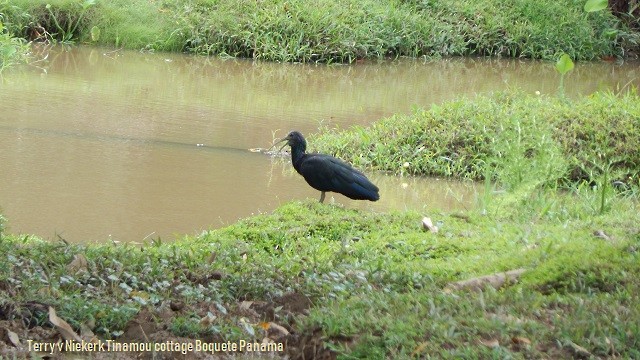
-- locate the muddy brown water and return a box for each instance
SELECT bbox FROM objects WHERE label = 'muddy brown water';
[1,45,638,243]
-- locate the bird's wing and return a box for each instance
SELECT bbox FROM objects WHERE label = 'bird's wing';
[300,155,379,200]
[299,155,353,187]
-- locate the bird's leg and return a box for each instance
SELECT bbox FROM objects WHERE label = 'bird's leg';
[319,192,326,203]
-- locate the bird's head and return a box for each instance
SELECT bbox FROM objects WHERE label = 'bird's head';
[273,131,307,152]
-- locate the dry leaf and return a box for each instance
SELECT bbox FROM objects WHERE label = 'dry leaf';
[445,269,526,292]
[49,307,81,342]
[66,254,88,274]
[258,322,271,330]
[266,322,289,337]
[410,341,428,357]
[511,336,531,346]
[239,301,253,310]
[421,217,439,233]
[199,313,216,326]
[480,339,500,348]
[567,341,592,357]
[4,328,20,347]
[593,230,612,241]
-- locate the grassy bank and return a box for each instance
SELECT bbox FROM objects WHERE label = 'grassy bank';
[1,90,639,358]
[1,0,634,63]
[1,198,639,357]
[314,90,640,191]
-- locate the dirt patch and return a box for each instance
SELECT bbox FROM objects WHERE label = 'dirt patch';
[0,292,336,359]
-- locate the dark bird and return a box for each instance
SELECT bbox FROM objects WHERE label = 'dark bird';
[274,131,380,203]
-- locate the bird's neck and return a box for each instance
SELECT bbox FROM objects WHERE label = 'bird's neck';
[290,144,306,171]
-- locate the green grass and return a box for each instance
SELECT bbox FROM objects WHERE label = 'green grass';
[1,195,639,357]
[1,0,635,62]
[312,90,640,190]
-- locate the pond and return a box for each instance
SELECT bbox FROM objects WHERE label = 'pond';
[1,45,638,242]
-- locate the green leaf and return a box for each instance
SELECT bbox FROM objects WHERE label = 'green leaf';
[82,0,96,10]
[90,26,101,42]
[2,46,17,58]
[555,54,574,75]
[584,0,608,12]
[604,29,618,38]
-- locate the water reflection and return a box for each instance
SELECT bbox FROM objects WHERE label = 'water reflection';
[0,45,638,242]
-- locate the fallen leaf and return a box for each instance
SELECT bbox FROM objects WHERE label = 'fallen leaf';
[422,217,439,233]
[5,328,20,347]
[445,269,526,292]
[199,313,216,326]
[605,336,616,355]
[49,307,81,342]
[511,336,531,346]
[480,338,500,348]
[593,230,612,241]
[410,341,429,357]
[239,301,253,311]
[66,254,88,274]
[266,322,289,337]
[567,341,592,358]
[258,322,271,330]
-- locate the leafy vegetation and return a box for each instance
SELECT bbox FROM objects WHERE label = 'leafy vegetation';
[0,4,29,73]
[1,0,635,63]
[555,53,575,96]
[43,0,96,43]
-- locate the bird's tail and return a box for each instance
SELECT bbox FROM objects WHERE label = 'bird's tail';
[349,176,380,201]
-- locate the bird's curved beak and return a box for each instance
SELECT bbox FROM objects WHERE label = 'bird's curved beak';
[268,134,290,153]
